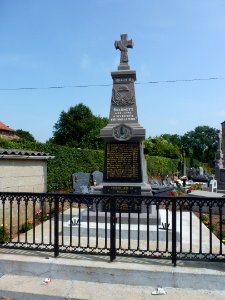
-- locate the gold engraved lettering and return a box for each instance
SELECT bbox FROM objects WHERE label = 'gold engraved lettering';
[105,143,140,181]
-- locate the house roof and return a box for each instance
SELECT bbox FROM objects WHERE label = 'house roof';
[0,148,54,160]
[0,149,49,156]
[0,121,15,132]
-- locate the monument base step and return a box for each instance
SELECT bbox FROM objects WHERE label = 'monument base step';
[80,210,161,225]
[217,189,225,194]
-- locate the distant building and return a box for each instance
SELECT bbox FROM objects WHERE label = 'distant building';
[0,121,20,140]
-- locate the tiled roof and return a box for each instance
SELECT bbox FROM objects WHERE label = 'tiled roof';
[0,121,15,132]
[0,148,50,157]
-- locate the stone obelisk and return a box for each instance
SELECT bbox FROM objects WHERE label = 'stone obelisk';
[95,34,151,196]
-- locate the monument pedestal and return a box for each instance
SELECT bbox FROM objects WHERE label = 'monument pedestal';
[97,67,152,197]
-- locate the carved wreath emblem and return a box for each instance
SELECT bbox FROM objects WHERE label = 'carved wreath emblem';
[113,124,132,141]
[111,84,134,106]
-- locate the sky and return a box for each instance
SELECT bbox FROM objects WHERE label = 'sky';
[1,0,225,142]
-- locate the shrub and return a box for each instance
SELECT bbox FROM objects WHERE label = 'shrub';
[207,224,216,231]
[0,139,104,191]
[146,155,179,177]
[0,225,9,243]
[200,214,208,222]
[21,223,32,233]
[0,138,207,192]
[221,232,225,241]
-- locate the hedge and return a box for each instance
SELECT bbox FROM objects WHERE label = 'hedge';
[0,138,204,191]
[146,155,179,177]
[0,139,104,191]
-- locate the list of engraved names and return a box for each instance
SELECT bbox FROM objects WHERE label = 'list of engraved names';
[105,143,141,181]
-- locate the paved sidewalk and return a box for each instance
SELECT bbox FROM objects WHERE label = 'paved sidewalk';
[0,206,224,299]
[0,252,225,299]
[1,274,225,300]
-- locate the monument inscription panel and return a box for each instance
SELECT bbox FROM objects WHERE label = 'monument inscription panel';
[104,142,142,182]
[110,106,137,123]
[103,186,141,195]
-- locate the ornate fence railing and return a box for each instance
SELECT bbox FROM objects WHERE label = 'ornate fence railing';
[0,192,225,266]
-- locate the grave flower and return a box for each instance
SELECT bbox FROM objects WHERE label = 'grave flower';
[35,209,42,216]
[168,192,175,196]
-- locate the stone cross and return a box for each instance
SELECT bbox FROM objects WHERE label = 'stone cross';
[114,34,133,64]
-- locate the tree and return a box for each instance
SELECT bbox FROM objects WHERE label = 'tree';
[16,129,36,142]
[52,103,108,149]
[181,126,219,163]
[160,134,181,148]
[144,136,180,159]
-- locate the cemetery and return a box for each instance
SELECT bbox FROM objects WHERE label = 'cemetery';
[1,0,225,297]
[0,35,225,273]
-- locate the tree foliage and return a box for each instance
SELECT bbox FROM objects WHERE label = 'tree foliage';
[181,126,219,163]
[159,134,181,148]
[144,136,180,159]
[16,129,36,142]
[52,103,108,149]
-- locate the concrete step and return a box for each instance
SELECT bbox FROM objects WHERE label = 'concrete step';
[0,274,225,300]
[0,252,225,291]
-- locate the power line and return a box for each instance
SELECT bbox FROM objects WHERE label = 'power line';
[0,76,225,91]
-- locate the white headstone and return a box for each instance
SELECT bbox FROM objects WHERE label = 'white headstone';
[209,179,217,193]
[199,167,204,176]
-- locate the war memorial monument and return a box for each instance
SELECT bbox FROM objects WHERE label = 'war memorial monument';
[95,34,152,197]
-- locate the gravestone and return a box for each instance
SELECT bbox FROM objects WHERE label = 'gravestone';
[199,167,204,176]
[94,33,151,197]
[150,178,173,195]
[209,177,217,193]
[92,171,103,186]
[72,172,90,194]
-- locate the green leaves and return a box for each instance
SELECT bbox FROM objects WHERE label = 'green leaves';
[181,126,219,163]
[146,155,179,177]
[15,129,36,142]
[0,138,104,191]
[52,103,108,149]
[144,137,180,159]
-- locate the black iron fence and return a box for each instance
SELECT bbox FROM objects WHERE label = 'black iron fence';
[0,192,225,266]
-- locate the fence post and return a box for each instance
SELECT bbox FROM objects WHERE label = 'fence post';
[54,194,59,257]
[172,197,177,266]
[110,196,116,262]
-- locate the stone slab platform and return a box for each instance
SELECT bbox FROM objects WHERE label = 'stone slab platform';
[81,204,160,225]
[80,210,160,225]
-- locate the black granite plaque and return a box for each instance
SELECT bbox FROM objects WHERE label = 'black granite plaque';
[102,186,141,212]
[103,186,141,195]
[103,201,140,213]
[104,142,142,182]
